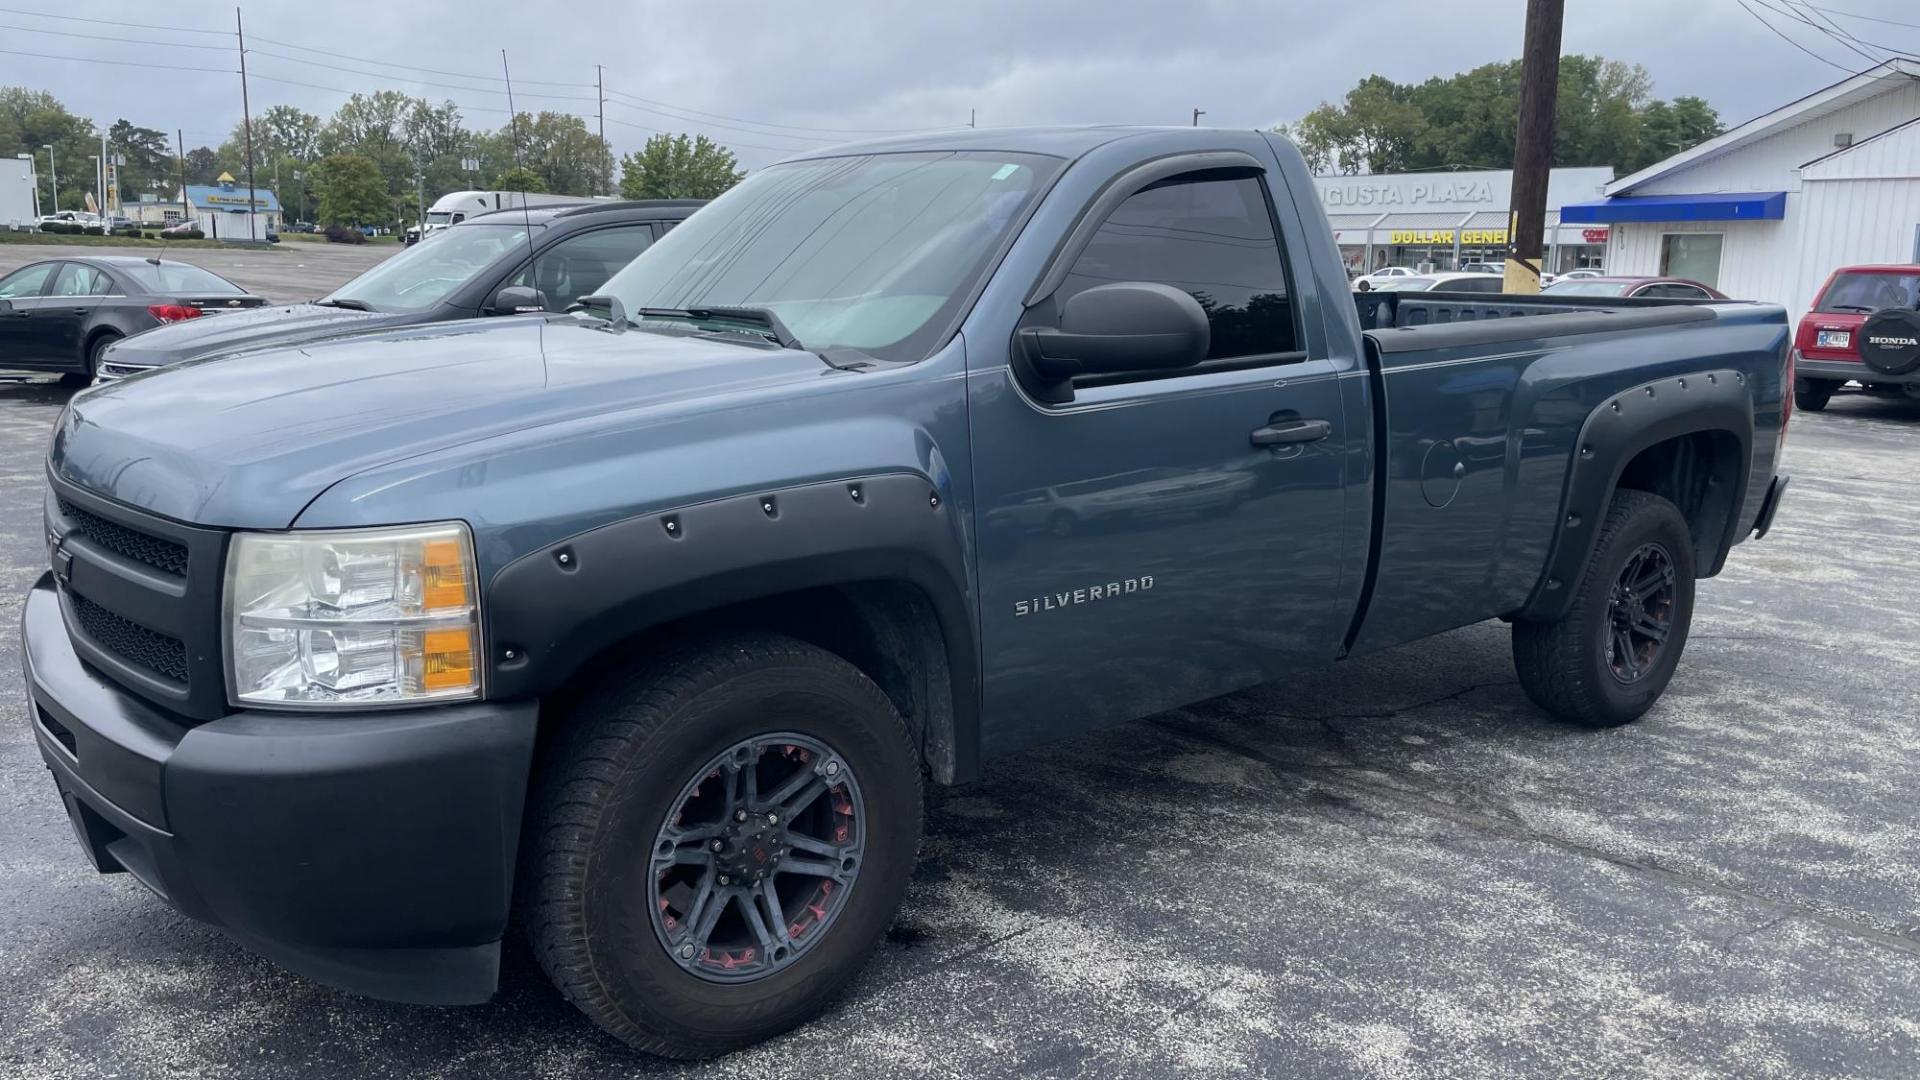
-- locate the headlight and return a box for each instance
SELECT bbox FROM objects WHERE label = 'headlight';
[225,522,481,708]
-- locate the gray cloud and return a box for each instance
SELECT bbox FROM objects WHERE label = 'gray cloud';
[6,0,1915,169]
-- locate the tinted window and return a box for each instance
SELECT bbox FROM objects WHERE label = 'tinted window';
[327,224,536,312]
[510,225,654,311]
[1059,174,1297,360]
[50,263,107,297]
[1637,283,1709,299]
[1375,276,1435,292]
[1444,276,1502,294]
[1818,271,1920,313]
[0,263,55,298]
[116,261,246,296]
[1543,280,1631,297]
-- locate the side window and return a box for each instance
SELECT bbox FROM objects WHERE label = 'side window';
[1058,173,1298,362]
[50,263,104,298]
[1452,277,1502,294]
[1638,283,1708,300]
[510,225,655,311]
[91,269,117,295]
[0,262,56,299]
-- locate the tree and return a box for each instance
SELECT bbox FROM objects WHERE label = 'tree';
[312,153,390,226]
[183,147,220,186]
[0,86,97,211]
[619,134,743,199]
[1275,56,1724,175]
[505,111,612,195]
[491,165,548,193]
[107,120,171,204]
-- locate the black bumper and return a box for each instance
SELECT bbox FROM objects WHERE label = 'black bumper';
[1798,358,1919,385]
[21,573,539,1005]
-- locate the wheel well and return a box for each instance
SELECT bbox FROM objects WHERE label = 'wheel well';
[84,327,121,360]
[544,581,960,783]
[1614,429,1742,575]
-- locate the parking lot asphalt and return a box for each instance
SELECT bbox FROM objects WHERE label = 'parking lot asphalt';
[0,378,1915,1079]
[0,241,399,305]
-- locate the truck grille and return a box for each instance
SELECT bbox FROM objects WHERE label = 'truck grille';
[57,498,189,576]
[71,593,190,684]
[48,478,230,721]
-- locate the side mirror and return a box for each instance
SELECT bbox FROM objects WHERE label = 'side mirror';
[0,298,12,317]
[489,285,547,315]
[1019,281,1210,385]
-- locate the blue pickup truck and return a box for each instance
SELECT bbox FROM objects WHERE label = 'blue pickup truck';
[24,127,1790,1057]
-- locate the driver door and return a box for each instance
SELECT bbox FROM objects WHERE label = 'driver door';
[0,262,58,366]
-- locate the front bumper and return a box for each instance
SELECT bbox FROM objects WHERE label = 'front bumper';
[1798,357,1920,385]
[21,573,538,1005]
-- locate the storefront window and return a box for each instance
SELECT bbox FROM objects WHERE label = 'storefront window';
[1660,233,1723,287]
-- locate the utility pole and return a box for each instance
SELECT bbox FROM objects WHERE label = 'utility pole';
[502,51,522,167]
[236,6,259,240]
[969,109,976,129]
[596,64,607,196]
[176,130,187,227]
[1192,108,1205,127]
[1504,0,1564,295]
[42,144,57,214]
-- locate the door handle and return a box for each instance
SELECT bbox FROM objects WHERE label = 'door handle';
[72,307,88,316]
[1250,418,1332,446]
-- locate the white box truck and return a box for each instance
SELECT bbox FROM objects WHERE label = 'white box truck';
[404,190,597,244]
[2,157,37,230]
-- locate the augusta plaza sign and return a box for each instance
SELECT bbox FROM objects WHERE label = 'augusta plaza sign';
[1321,179,1497,209]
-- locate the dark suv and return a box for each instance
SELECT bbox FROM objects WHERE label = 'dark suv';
[93,199,705,381]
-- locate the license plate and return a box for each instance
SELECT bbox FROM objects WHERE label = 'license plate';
[1816,329,1851,349]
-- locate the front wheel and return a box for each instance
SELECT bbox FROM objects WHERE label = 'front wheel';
[523,634,923,1058]
[1793,377,1835,412]
[1512,490,1696,727]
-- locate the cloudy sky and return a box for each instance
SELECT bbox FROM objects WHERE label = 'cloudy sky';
[4,0,1917,169]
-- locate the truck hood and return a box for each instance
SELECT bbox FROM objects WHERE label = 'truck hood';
[102,302,416,367]
[53,317,840,528]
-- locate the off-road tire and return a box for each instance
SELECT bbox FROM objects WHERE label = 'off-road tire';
[522,633,923,1058]
[1512,490,1696,728]
[1793,377,1835,412]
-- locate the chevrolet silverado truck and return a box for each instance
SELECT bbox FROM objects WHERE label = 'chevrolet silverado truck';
[24,127,1791,1058]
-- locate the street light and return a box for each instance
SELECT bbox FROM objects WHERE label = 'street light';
[41,144,56,214]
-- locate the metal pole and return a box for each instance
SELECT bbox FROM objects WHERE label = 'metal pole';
[502,51,521,167]
[98,131,106,212]
[176,130,187,227]
[1192,108,1205,126]
[237,6,259,240]
[1503,0,1564,295]
[969,109,976,128]
[42,144,56,214]
[596,64,606,196]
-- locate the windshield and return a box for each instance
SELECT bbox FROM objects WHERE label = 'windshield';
[598,150,1061,362]
[116,261,245,295]
[426,211,454,225]
[1818,271,1920,313]
[1543,280,1631,296]
[324,223,537,311]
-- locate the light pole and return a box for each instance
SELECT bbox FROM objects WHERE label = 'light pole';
[87,155,100,214]
[461,157,479,188]
[41,144,57,214]
[291,169,303,223]
[14,153,35,218]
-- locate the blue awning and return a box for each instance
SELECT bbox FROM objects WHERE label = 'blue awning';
[1560,191,1787,224]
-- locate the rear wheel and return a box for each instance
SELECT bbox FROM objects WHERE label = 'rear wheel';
[523,633,923,1058]
[1793,377,1835,412]
[1512,490,1696,727]
[61,332,118,386]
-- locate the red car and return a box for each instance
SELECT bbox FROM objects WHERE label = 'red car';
[1541,276,1728,300]
[1792,264,1920,411]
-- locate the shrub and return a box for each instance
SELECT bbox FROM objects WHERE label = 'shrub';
[324,224,367,245]
[42,221,70,234]
[82,224,105,236]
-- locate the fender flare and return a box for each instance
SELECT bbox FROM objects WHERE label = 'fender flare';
[1517,369,1754,622]
[483,472,981,781]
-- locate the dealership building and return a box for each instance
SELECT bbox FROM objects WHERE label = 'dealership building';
[171,173,283,240]
[1315,166,1615,275]
[1565,59,1920,313]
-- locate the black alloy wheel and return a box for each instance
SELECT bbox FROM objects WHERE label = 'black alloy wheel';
[1605,541,1676,684]
[650,732,864,982]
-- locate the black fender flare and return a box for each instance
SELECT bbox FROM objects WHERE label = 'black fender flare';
[1517,368,1754,622]
[483,472,981,780]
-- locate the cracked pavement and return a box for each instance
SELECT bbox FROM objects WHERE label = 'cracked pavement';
[0,375,1915,1079]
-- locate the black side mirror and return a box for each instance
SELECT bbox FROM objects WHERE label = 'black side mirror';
[1018,281,1210,390]
[489,285,548,315]
[0,298,13,317]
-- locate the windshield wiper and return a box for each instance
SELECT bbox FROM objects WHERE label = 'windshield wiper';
[313,298,372,311]
[1824,303,1874,312]
[637,305,803,350]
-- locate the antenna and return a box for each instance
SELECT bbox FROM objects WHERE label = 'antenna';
[500,50,539,301]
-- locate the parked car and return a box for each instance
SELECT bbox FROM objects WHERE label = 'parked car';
[284,220,317,233]
[25,127,1789,1057]
[104,215,137,234]
[1790,263,1920,410]
[0,256,263,382]
[1459,261,1505,275]
[1353,265,1418,291]
[1369,270,1505,293]
[1542,275,1726,300]
[92,199,704,382]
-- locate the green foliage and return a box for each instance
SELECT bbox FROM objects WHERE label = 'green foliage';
[491,165,548,193]
[618,134,744,200]
[1277,56,1725,176]
[312,153,390,227]
[0,86,98,213]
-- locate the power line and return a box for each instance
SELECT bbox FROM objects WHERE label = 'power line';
[0,45,231,74]
[245,33,596,88]
[0,20,232,50]
[245,49,600,103]
[1760,0,1902,63]
[1802,2,1920,33]
[1734,0,1858,69]
[0,5,229,35]
[601,115,815,154]
[602,87,925,136]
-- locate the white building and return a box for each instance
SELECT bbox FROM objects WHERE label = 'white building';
[1564,59,1920,315]
[1315,166,1614,276]
[2,155,36,229]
